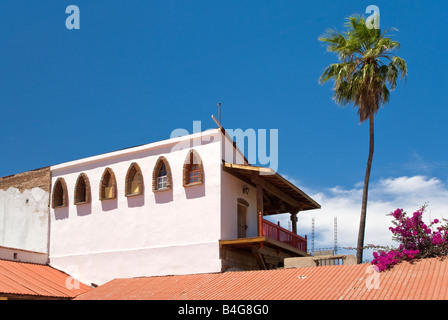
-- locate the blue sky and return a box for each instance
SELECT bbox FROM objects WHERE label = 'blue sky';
[1,1,448,254]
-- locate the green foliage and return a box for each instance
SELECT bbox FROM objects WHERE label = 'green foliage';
[318,15,407,123]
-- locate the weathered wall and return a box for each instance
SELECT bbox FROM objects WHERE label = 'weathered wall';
[0,167,51,193]
[284,254,357,268]
[0,246,48,264]
[0,167,51,254]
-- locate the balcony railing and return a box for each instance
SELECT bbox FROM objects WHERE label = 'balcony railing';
[261,218,307,252]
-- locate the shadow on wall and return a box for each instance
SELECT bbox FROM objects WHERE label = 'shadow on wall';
[127,194,145,207]
[185,184,205,199]
[76,203,92,216]
[54,207,69,220]
[101,198,118,211]
[154,190,173,204]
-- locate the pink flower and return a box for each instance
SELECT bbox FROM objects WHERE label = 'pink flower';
[371,205,448,272]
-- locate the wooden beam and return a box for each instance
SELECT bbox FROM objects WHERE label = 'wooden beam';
[252,175,302,209]
[252,245,267,270]
[219,237,309,257]
[263,200,285,212]
[219,237,266,247]
[256,183,263,236]
[223,162,273,175]
[222,162,321,211]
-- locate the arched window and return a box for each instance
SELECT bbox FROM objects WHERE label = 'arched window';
[52,178,68,209]
[99,168,117,200]
[152,156,172,191]
[183,149,203,187]
[125,162,144,196]
[74,173,91,205]
[157,163,168,189]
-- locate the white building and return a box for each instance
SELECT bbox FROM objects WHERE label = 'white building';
[2,126,320,286]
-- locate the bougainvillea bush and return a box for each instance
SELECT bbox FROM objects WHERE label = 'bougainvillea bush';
[371,204,448,271]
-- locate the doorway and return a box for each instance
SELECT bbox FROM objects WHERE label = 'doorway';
[237,203,248,238]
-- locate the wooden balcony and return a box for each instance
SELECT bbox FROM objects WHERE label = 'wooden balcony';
[220,162,319,270]
[220,217,309,271]
[261,218,307,252]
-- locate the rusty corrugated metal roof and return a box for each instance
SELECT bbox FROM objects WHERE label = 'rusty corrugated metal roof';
[75,257,448,300]
[0,259,91,299]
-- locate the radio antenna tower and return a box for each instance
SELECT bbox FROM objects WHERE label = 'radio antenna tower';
[311,218,315,254]
[334,217,338,255]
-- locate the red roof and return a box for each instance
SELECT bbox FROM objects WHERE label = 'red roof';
[76,257,448,300]
[0,259,91,299]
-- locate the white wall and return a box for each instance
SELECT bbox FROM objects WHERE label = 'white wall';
[0,187,49,254]
[49,130,224,285]
[220,134,258,240]
[220,172,258,239]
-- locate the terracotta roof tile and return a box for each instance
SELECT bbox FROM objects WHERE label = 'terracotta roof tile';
[76,257,448,300]
[0,259,91,299]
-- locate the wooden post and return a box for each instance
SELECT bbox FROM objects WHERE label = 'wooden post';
[305,235,307,252]
[277,221,280,241]
[256,182,263,237]
[290,210,299,235]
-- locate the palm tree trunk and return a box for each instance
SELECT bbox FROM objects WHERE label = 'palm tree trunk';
[356,115,374,264]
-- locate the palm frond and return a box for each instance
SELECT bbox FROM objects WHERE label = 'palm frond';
[318,14,407,123]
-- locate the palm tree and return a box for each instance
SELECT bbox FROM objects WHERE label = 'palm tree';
[319,15,407,263]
